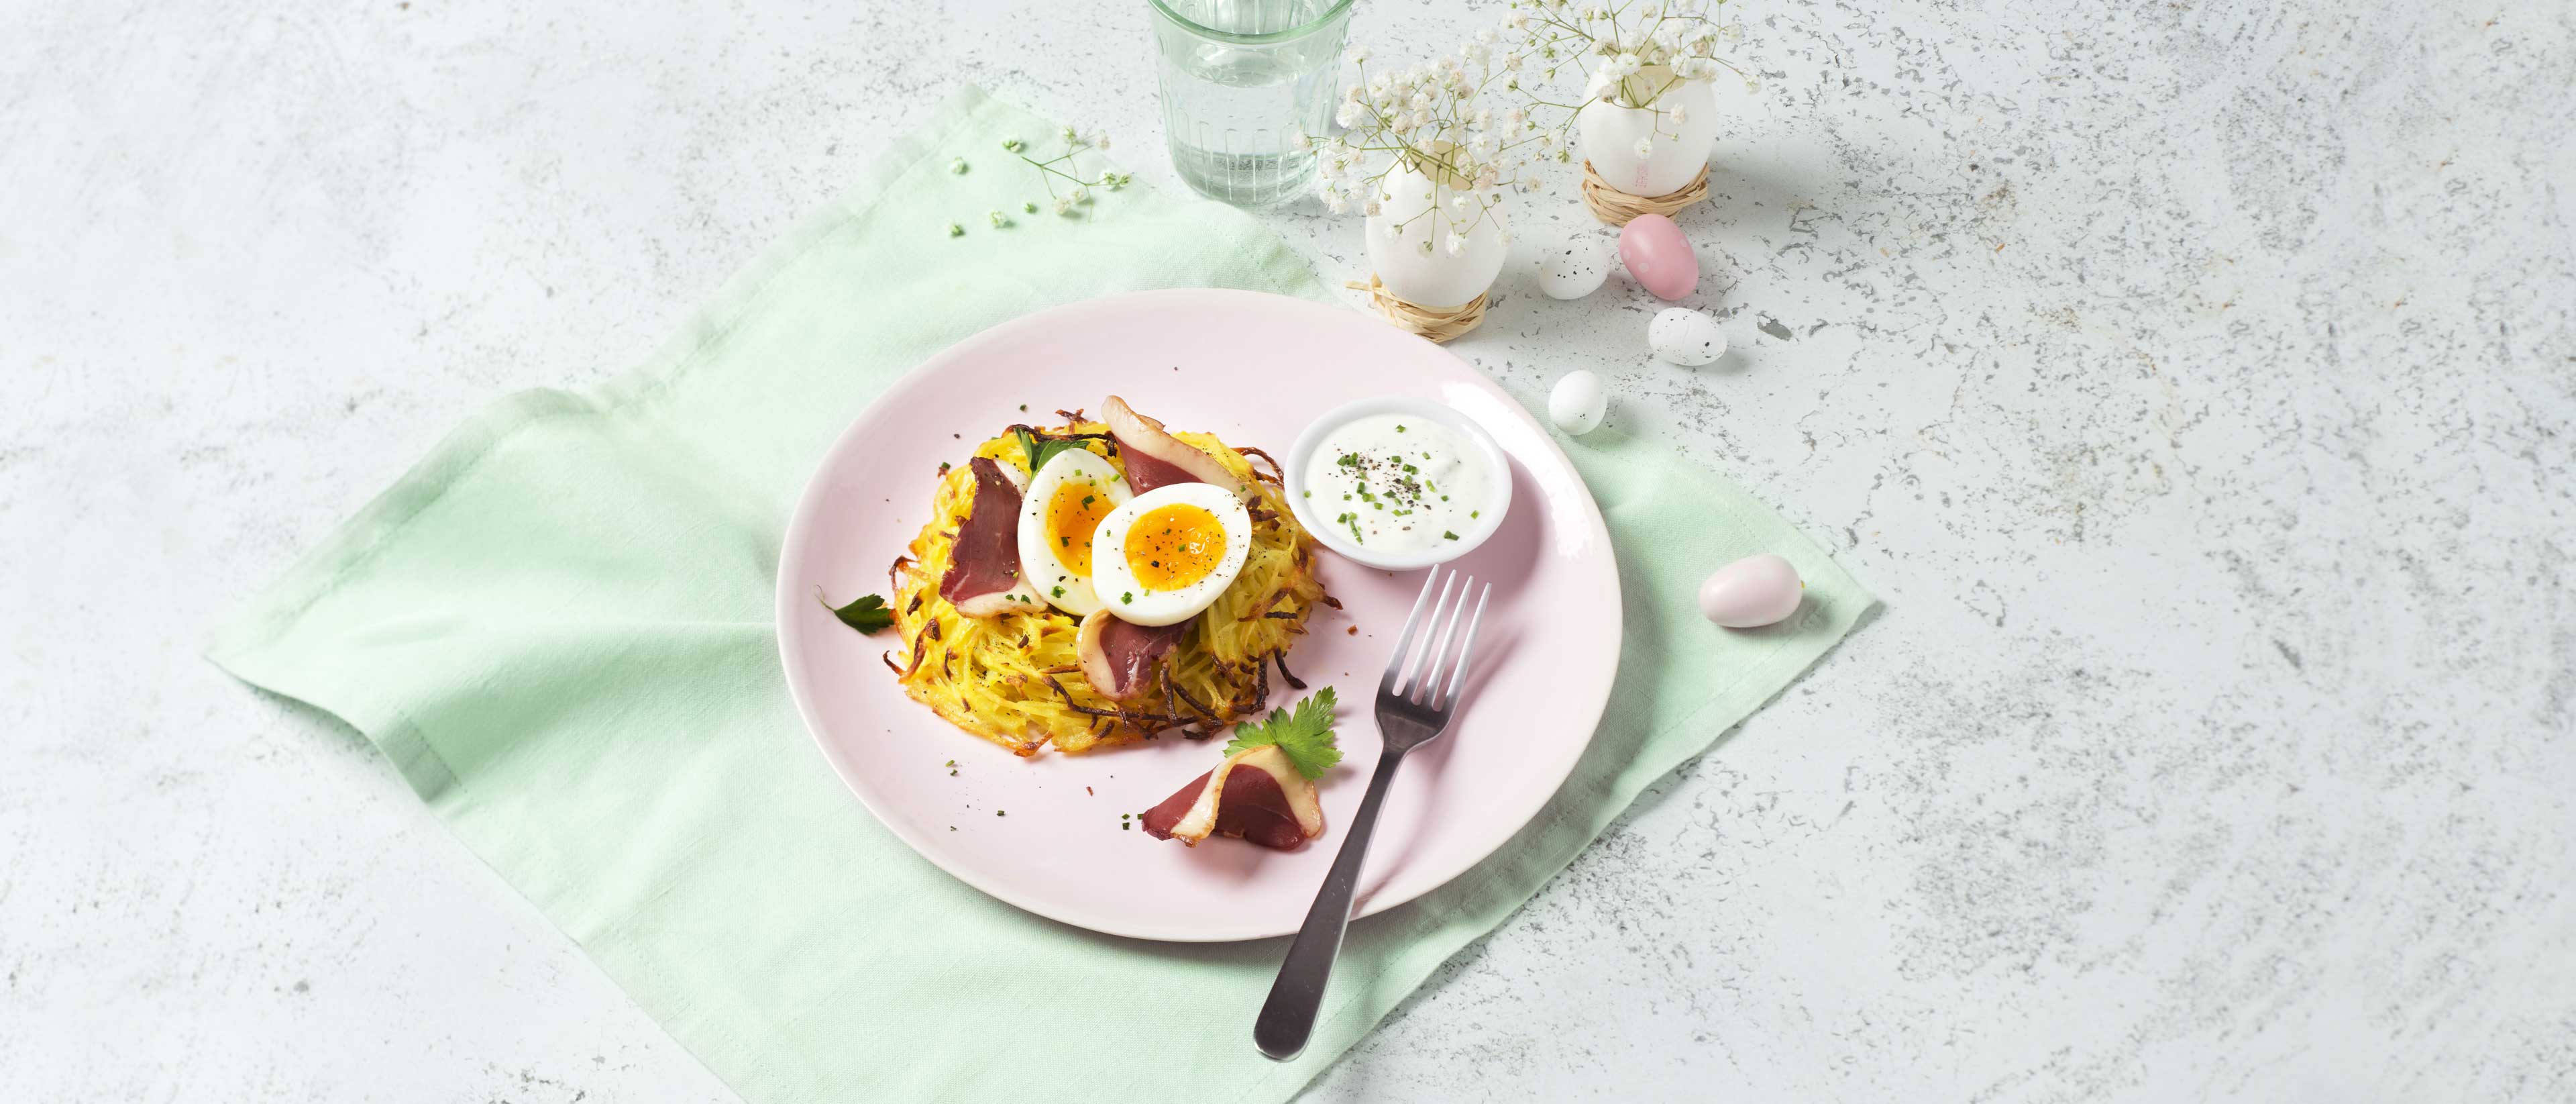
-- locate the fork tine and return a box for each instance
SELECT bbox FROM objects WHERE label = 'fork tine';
[1435,581,1491,711]
[1379,566,1447,698]
[1396,569,1460,699]
[1412,574,1473,707]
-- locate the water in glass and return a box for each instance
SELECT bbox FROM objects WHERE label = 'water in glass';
[1151,0,1350,209]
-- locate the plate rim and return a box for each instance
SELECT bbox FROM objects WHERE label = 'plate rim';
[774,288,1622,942]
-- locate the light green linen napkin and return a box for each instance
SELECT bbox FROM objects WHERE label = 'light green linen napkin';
[209,86,1874,1103]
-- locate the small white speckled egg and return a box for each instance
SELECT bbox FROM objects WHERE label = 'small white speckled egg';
[1649,307,1727,366]
[1699,553,1804,628]
[1548,370,1608,435]
[1536,236,1611,300]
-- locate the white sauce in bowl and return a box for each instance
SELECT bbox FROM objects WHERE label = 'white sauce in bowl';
[1299,413,1492,555]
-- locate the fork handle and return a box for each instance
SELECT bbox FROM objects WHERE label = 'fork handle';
[1253,746,1409,1061]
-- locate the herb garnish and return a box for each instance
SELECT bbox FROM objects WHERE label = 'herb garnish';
[1222,687,1342,780]
[1014,426,1085,473]
[819,591,894,634]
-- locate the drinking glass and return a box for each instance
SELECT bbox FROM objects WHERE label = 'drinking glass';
[1148,0,1353,209]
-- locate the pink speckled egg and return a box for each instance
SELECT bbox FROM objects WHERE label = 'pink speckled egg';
[1617,213,1699,301]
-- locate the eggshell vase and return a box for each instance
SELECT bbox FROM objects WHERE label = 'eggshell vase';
[1577,72,1720,197]
[1364,159,1509,309]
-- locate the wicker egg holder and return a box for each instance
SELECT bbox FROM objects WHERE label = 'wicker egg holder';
[1346,274,1489,344]
[1579,160,1711,225]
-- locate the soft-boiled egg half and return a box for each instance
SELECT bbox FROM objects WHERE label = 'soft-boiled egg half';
[1015,448,1132,615]
[1090,483,1252,627]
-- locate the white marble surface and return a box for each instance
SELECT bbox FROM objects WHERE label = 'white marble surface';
[5,0,2572,1099]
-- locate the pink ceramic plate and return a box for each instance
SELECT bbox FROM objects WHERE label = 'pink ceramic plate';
[776,289,1621,942]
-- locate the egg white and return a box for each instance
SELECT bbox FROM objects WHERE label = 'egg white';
[1090,483,1252,628]
[1014,448,1131,616]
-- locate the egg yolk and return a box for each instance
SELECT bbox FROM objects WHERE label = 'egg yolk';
[1044,479,1113,575]
[1124,504,1228,591]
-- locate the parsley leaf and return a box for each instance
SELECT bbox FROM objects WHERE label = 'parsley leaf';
[1014,426,1085,474]
[820,590,894,634]
[1222,687,1341,780]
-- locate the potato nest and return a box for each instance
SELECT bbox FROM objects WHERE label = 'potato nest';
[885,417,1332,756]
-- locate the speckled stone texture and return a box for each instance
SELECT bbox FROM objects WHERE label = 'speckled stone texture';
[4,0,2570,1099]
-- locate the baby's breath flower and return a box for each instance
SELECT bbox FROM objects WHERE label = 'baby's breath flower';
[1633,136,1654,158]
[1669,103,1688,124]
[946,221,965,237]
[1417,239,1434,256]
[949,157,969,174]
[1071,185,1091,204]
[1052,196,1076,216]
[1001,137,1024,152]
[1024,200,1039,213]
[1444,232,1466,257]
[1089,130,1112,150]
[1059,125,1079,144]
[1292,130,1315,152]
[988,210,1009,228]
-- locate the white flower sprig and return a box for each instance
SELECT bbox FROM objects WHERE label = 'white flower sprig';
[1510,0,1750,105]
[1012,128,1134,218]
[1307,40,1550,251]
[1499,0,1752,156]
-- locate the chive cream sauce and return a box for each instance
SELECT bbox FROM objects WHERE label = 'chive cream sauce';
[1301,413,1489,553]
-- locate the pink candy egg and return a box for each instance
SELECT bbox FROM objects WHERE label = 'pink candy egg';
[1699,554,1803,628]
[1617,213,1699,301]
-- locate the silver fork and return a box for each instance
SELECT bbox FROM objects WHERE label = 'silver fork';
[1254,565,1492,1061]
